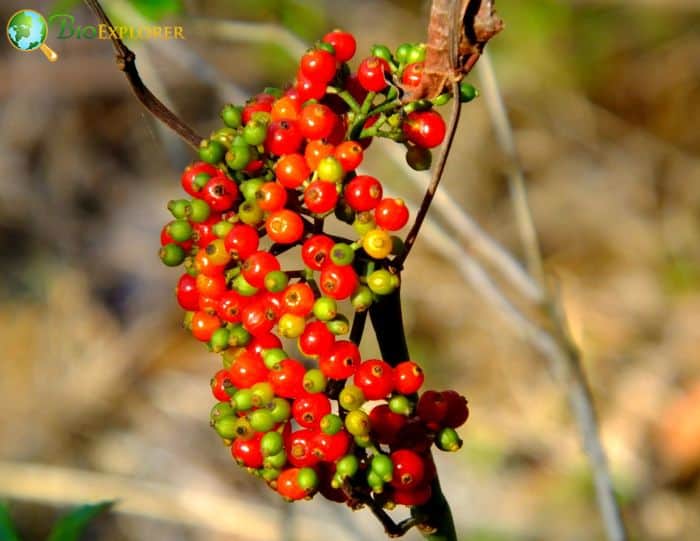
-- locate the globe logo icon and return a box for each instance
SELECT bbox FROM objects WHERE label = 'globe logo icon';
[6,9,58,62]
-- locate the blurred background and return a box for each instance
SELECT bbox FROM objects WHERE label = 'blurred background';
[1,0,699,539]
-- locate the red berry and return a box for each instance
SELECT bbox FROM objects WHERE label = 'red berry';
[265,209,304,244]
[224,224,260,260]
[229,350,268,388]
[334,141,363,171]
[374,198,410,230]
[216,290,247,323]
[369,404,407,445]
[393,361,424,394]
[286,429,320,467]
[293,394,332,428]
[274,153,310,189]
[304,180,339,214]
[211,368,235,401]
[257,182,288,212]
[268,359,306,399]
[319,263,358,300]
[390,449,425,489]
[192,216,220,248]
[241,300,276,337]
[391,483,432,506]
[354,359,394,400]
[300,49,337,84]
[304,140,334,170]
[277,468,309,500]
[297,74,327,102]
[283,283,315,316]
[232,432,264,468]
[176,274,199,311]
[242,251,281,289]
[319,340,361,379]
[247,332,283,357]
[181,162,219,196]
[191,311,220,341]
[401,62,424,88]
[322,30,356,63]
[242,94,274,124]
[298,103,338,141]
[301,235,335,270]
[357,56,390,92]
[271,95,301,122]
[202,175,238,212]
[265,120,303,156]
[416,390,448,429]
[298,320,335,358]
[344,175,383,211]
[402,110,446,149]
[312,430,350,462]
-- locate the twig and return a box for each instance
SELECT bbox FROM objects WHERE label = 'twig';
[477,51,628,541]
[83,0,203,149]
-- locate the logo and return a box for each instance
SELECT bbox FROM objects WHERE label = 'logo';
[6,8,185,62]
[6,9,58,62]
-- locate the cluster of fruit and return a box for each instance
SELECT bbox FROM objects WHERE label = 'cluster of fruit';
[159,29,471,507]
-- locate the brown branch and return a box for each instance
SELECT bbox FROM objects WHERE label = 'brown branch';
[83,0,203,149]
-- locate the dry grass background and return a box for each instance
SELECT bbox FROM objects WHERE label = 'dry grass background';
[1,0,699,539]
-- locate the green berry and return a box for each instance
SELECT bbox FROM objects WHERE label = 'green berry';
[233,274,259,296]
[193,172,212,191]
[367,269,398,295]
[251,381,275,406]
[313,296,337,321]
[406,144,432,171]
[459,82,479,103]
[297,467,319,492]
[353,211,376,236]
[213,220,233,238]
[198,139,226,164]
[406,43,426,64]
[221,104,243,128]
[303,368,327,394]
[214,416,238,439]
[248,409,275,432]
[262,348,287,370]
[354,434,372,448]
[232,417,255,440]
[243,121,268,146]
[336,455,359,478]
[261,467,281,482]
[436,427,463,452]
[395,43,414,64]
[228,324,251,347]
[388,394,413,416]
[225,145,252,171]
[185,198,210,223]
[371,44,394,63]
[264,450,287,469]
[269,397,291,423]
[367,470,384,493]
[159,243,185,267]
[317,42,335,55]
[264,270,289,293]
[210,327,230,352]
[240,178,265,201]
[238,201,264,226]
[210,402,235,424]
[232,389,254,411]
[339,385,365,410]
[371,454,393,482]
[344,409,370,437]
[330,243,354,266]
[211,127,237,147]
[351,286,374,312]
[167,219,193,242]
[168,199,189,219]
[261,431,284,456]
[319,413,343,435]
[326,314,350,336]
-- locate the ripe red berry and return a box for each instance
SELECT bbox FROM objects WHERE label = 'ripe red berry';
[300,48,337,84]
[211,368,235,401]
[192,216,220,248]
[312,429,350,462]
[268,359,306,399]
[319,263,359,300]
[319,340,361,379]
[176,274,199,311]
[401,62,424,88]
[229,350,268,389]
[298,320,335,358]
[354,359,394,400]
[241,300,276,337]
[282,283,315,316]
[242,94,274,125]
[298,103,338,141]
[304,180,339,214]
[265,209,304,244]
[293,394,332,428]
[369,404,407,445]
[416,390,448,429]
[232,432,264,468]
[322,30,356,63]
[277,468,309,500]
[242,251,281,289]
[271,95,301,122]
[296,73,327,103]
[265,120,303,156]
[357,56,390,92]
[257,182,288,212]
[402,110,446,149]
[181,162,219,196]
[287,429,320,467]
[393,361,424,394]
[274,153,310,189]
[191,311,221,341]
[247,332,283,357]
[390,449,425,489]
[391,483,432,506]
[344,175,383,211]
[224,224,259,260]
[334,141,363,171]
[301,235,335,270]
[374,198,410,230]
[202,176,238,212]
[216,290,247,323]
[304,140,334,170]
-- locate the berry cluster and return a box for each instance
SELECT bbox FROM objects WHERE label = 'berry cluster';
[159,30,471,507]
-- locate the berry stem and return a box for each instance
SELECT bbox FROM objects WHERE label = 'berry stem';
[327,86,361,113]
[369,288,457,541]
[83,0,203,149]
